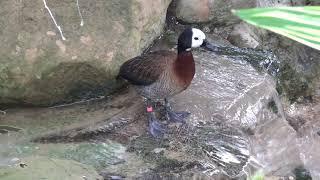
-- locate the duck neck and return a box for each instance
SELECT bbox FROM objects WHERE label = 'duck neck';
[174,50,195,85]
[178,46,191,54]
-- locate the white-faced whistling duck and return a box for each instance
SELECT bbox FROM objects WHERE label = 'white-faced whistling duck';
[118,27,214,137]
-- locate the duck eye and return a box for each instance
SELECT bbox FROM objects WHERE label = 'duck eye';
[194,37,199,40]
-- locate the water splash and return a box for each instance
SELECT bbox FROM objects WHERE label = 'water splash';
[204,45,280,76]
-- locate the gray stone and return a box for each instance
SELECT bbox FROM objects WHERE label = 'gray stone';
[175,0,305,24]
[0,156,103,180]
[175,0,256,24]
[284,100,320,179]
[267,38,320,102]
[307,0,320,5]
[223,0,320,102]
[0,0,171,106]
[227,22,264,48]
[256,0,305,7]
[235,29,320,102]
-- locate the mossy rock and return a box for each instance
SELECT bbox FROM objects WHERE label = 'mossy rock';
[0,0,171,106]
[0,156,103,180]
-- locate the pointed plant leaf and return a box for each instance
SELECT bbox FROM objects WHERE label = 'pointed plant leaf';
[233,6,320,50]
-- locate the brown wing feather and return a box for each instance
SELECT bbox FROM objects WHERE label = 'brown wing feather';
[119,50,176,86]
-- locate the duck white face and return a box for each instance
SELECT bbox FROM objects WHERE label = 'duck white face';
[191,28,206,48]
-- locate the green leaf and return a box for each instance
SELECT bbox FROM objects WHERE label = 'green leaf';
[233,6,320,50]
[248,170,264,180]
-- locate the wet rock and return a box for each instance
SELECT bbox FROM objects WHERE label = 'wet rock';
[256,0,305,7]
[175,0,256,24]
[0,156,103,180]
[53,142,126,170]
[0,125,22,134]
[293,166,312,180]
[226,14,320,103]
[227,22,264,48]
[172,50,310,178]
[250,116,302,176]
[175,0,304,24]
[230,28,319,103]
[284,100,320,179]
[231,35,320,103]
[124,118,250,178]
[306,0,320,5]
[0,0,171,106]
[272,40,320,103]
[27,48,277,178]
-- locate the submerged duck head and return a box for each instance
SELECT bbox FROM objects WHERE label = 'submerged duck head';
[177,28,213,53]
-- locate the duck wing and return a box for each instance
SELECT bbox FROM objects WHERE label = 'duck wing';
[119,50,176,86]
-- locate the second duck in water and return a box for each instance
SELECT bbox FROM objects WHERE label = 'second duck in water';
[119,28,213,137]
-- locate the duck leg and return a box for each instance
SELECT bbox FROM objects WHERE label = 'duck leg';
[164,98,190,124]
[146,100,166,137]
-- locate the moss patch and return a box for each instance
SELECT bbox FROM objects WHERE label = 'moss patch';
[0,156,102,180]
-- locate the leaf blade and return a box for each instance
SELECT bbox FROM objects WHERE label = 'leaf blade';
[233,6,320,50]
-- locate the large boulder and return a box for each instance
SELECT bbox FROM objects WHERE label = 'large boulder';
[0,0,171,106]
[175,0,255,24]
[227,22,265,48]
[228,23,320,102]
[175,0,305,24]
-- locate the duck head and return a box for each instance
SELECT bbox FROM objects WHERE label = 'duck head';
[178,28,215,53]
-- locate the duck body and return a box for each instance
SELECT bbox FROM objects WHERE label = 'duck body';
[119,50,195,100]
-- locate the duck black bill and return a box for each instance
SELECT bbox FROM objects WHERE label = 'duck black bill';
[201,39,218,52]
